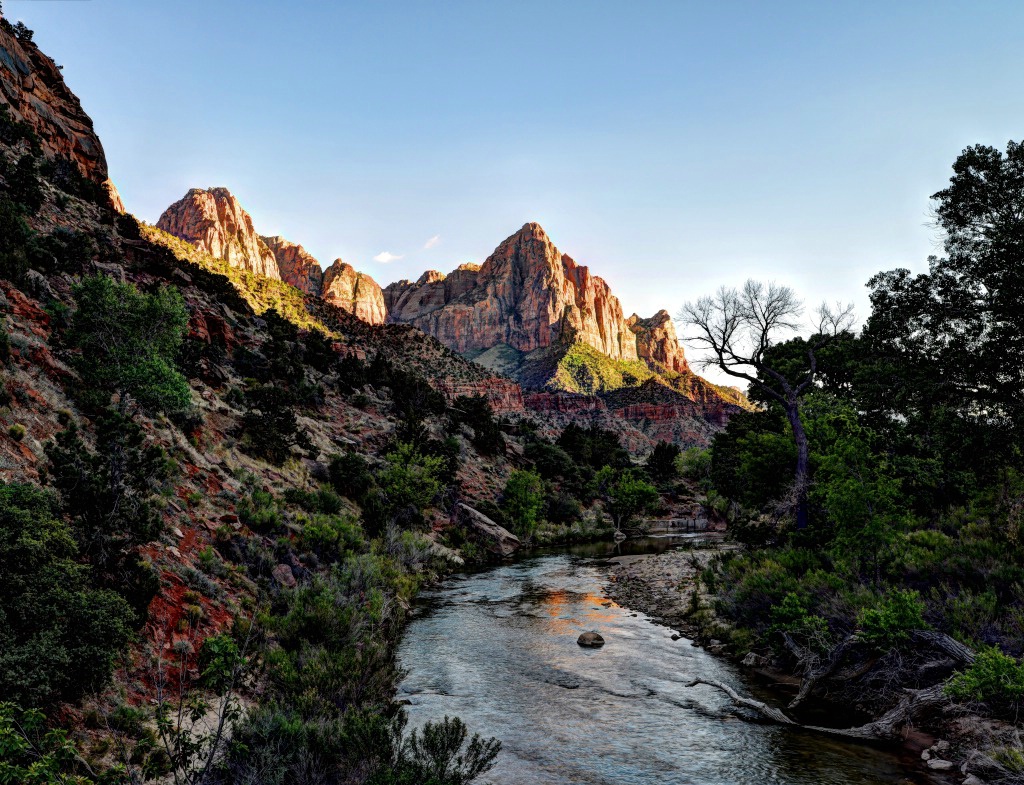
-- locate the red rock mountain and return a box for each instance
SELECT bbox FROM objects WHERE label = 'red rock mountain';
[157,188,281,280]
[0,21,107,183]
[157,187,388,325]
[322,260,388,325]
[261,235,323,295]
[384,223,694,378]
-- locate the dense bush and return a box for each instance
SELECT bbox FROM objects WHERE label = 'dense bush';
[65,275,190,413]
[946,647,1024,717]
[0,483,134,707]
[500,470,544,540]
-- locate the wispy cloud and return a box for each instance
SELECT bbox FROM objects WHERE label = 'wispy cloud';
[423,234,441,249]
[373,251,404,264]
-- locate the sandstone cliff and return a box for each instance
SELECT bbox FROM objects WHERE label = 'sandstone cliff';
[628,310,690,374]
[383,223,700,385]
[157,188,280,279]
[321,259,387,325]
[384,223,642,360]
[0,19,107,182]
[262,235,323,295]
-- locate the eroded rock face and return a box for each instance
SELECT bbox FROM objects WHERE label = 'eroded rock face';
[384,224,691,375]
[0,20,107,182]
[262,235,323,296]
[156,188,280,279]
[321,259,386,325]
[628,310,690,374]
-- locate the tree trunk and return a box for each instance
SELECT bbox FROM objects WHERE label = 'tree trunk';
[686,678,949,741]
[785,397,810,530]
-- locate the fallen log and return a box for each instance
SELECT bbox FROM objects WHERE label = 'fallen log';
[686,678,949,741]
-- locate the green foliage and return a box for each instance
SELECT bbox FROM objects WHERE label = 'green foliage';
[376,442,444,522]
[328,451,375,501]
[0,483,134,708]
[946,647,1024,716]
[236,488,281,534]
[856,589,926,649]
[500,470,544,540]
[596,466,659,532]
[46,412,168,612]
[0,702,124,785]
[240,383,305,465]
[0,195,36,282]
[449,395,503,455]
[379,715,501,785]
[142,224,332,334]
[768,592,833,655]
[66,275,190,413]
[645,441,681,484]
[548,342,656,394]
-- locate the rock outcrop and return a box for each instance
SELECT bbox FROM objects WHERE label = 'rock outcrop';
[384,223,641,360]
[262,235,323,296]
[321,260,386,325]
[157,188,280,279]
[0,19,107,182]
[628,310,690,374]
[455,503,520,557]
[383,224,696,382]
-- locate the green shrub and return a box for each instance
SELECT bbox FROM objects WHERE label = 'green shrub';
[7,423,24,441]
[0,483,134,707]
[237,489,281,534]
[329,451,375,501]
[65,275,190,413]
[500,469,544,540]
[857,589,926,649]
[946,647,1024,715]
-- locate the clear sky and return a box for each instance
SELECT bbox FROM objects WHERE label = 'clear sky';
[10,1,1024,378]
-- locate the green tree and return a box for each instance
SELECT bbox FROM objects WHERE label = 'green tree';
[45,413,167,614]
[0,483,134,708]
[500,470,544,540]
[595,467,660,534]
[377,442,444,518]
[66,275,190,413]
[645,441,681,485]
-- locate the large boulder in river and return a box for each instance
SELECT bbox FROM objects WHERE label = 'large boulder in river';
[455,503,520,557]
[578,632,605,647]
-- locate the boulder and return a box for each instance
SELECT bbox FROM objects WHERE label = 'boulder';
[578,632,605,647]
[272,563,296,588]
[926,759,954,771]
[455,503,520,557]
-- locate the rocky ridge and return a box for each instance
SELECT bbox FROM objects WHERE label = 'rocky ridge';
[0,19,107,182]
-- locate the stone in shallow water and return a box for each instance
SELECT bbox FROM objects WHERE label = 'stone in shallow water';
[925,759,954,771]
[577,631,605,647]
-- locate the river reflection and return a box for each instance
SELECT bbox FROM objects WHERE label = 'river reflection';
[397,547,940,785]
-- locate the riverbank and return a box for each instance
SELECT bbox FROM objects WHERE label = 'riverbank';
[600,539,1022,785]
[604,535,735,646]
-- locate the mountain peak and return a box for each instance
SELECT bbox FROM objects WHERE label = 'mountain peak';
[157,188,280,280]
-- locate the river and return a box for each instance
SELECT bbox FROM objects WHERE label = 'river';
[396,537,942,785]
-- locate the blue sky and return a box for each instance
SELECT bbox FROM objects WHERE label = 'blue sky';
[10,1,1024,376]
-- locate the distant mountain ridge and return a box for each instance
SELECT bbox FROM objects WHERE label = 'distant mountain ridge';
[156,188,741,410]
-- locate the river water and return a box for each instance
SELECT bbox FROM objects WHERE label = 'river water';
[397,538,941,785]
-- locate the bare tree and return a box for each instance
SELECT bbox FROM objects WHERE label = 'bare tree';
[679,280,854,529]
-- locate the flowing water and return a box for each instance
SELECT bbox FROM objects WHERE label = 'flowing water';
[397,538,941,785]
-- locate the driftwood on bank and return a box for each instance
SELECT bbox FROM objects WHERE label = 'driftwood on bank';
[686,629,975,741]
[782,628,975,710]
[686,678,949,741]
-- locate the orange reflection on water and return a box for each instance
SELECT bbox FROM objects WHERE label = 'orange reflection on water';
[538,589,620,635]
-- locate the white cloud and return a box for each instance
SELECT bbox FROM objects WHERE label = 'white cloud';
[423,234,441,249]
[373,251,404,264]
